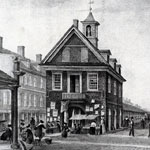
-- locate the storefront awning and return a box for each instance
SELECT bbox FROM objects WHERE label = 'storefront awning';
[85,115,99,120]
[69,114,99,120]
[69,114,87,120]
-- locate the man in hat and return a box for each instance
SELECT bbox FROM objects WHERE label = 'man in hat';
[34,120,46,143]
[129,117,134,136]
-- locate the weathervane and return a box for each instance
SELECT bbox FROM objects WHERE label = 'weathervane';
[89,0,94,12]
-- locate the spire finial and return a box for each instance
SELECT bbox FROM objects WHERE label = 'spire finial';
[89,0,94,12]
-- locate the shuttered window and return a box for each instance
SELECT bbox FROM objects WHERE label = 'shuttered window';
[87,73,98,91]
[52,73,62,90]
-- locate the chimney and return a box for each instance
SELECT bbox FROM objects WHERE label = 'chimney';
[36,54,42,63]
[73,19,79,28]
[0,37,3,49]
[17,46,25,57]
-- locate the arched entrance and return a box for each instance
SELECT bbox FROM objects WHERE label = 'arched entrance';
[113,109,117,129]
[108,109,111,131]
[68,105,85,127]
[112,109,117,130]
[119,109,122,128]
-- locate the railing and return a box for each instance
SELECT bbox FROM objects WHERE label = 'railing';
[62,93,86,100]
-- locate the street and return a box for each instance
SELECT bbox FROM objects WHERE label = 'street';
[31,128,150,150]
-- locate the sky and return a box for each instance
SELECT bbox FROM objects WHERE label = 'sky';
[0,0,150,109]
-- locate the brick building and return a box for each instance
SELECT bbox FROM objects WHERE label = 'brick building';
[41,12,126,131]
[0,37,46,124]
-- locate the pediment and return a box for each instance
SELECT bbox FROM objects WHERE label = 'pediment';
[42,26,107,65]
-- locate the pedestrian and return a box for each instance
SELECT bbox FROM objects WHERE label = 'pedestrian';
[30,117,35,131]
[25,124,34,144]
[141,118,145,129]
[56,121,61,132]
[73,123,77,134]
[61,123,69,138]
[34,120,46,143]
[19,121,26,133]
[90,121,96,135]
[129,117,134,137]
[1,124,12,143]
[76,124,81,134]
[101,118,106,134]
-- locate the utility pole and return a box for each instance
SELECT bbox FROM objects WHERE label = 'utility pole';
[11,57,25,150]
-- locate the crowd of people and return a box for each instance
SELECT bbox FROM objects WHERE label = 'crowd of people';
[19,118,46,144]
[0,117,46,145]
[0,116,149,144]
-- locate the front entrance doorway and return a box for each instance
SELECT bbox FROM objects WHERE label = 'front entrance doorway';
[68,107,85,127]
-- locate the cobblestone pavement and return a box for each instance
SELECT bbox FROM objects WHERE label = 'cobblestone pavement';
[32,128,150,150]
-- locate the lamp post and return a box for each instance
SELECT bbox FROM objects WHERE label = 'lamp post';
[11,57,25,150]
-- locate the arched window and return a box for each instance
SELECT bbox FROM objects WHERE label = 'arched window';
[86,25,91,36]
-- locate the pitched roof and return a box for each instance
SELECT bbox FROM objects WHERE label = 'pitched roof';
[123,103,146,113]
[82,12,100,25]
[41,25,107,65]
[0,48,45,75]
[84,12,96,22]
[0,70,16,86]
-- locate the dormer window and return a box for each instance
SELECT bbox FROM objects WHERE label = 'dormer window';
[86,25,91,36]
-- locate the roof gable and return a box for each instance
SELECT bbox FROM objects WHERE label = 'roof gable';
[41,25,107,65]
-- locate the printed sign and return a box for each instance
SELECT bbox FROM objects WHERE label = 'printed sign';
[53,109,58,117]
[50,117,53,122]
[86,106,90,111]
[94,104,99,109]
[47,107,50,112]
[90,107,93,111]
[51,102,56,109]
[95,111,98,115]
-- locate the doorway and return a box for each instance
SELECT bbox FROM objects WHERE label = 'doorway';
[70,75,80,93]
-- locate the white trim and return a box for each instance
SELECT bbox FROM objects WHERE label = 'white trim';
[52,72,62,91]
[87,73,98,91]
[67,72,82,93]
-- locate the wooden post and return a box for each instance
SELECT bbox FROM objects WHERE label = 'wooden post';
[11,57,25,150]
[11,87,20,149]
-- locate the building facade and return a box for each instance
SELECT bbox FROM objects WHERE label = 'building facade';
[0,38,46,124]
[123,102,146,124]
[41,12,126,131]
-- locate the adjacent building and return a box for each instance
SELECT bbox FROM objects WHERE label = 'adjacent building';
[41,12,126,131]
[123,99,146,123]
[0,37,46,124]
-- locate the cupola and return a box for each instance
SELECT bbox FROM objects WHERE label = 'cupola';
[81,12,100,48]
